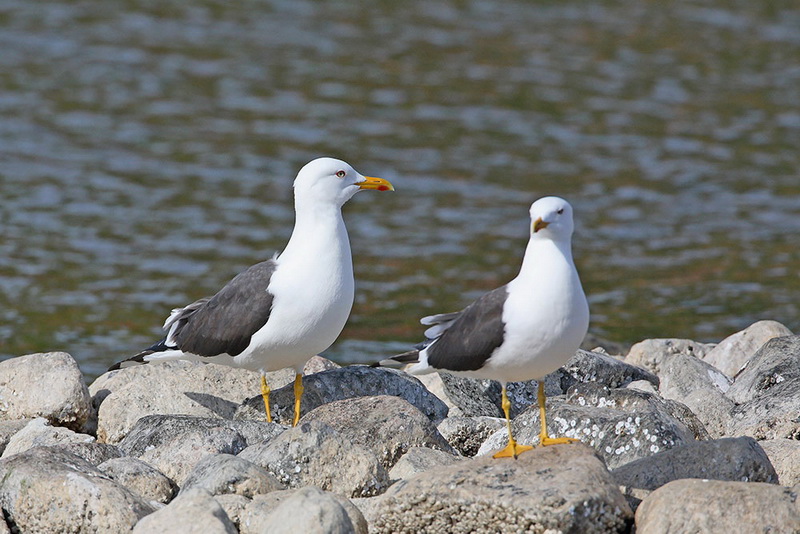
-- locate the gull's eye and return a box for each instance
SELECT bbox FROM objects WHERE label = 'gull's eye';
[557,208,564,215]
[336,170,346,178]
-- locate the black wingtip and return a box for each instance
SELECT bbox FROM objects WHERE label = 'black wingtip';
[370,350,420,369]
[107,350,154,372]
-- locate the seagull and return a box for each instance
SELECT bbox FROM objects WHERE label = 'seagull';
[383,196,589,458]
[110,157,394,426]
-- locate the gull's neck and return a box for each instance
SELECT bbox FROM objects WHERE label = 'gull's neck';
[516,233,574,282]
[280,201,352,268]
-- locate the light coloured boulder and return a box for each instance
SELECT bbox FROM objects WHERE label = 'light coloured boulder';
[701,320,793,378]
[0,447,154,533]
[180,453,283,498]
[236,366,448,425]
[98,456,177,504]
[132,489,236,534]
[300,395,456,469]
[625,338,714,376]
[50,441,123,466]
[1,417,94,458]
[437,416,505,457]
[302,355,341,375]
[388,446,462,480]
[612,437,778,510]
[118,415,282,485]
[370,443,632,534]
[238,421,389,498]
[90,360,290,443]
[0,352,92,431]
[239,486,367,534]
[656,352,734,438]
[213,494,249,530]
[759,438,800,486]
[0,420,30,455]
[635,479,800,533]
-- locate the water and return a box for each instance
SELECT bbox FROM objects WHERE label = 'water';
[1,0,799,381]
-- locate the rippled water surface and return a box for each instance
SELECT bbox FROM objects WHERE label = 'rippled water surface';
[2,0,799,380]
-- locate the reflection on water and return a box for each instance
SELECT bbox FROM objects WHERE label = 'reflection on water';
[1,0,799,380]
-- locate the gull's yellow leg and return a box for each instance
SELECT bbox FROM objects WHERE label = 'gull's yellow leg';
[260,373,272,423]
[292,373,304,427]
[538,380,579,446]
[492,384,533,459]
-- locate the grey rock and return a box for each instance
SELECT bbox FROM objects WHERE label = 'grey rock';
[302,355,341,375]
[414,372,462,417]
[240,486,367,534]
[238,421,390,498]
[439,350,658,419]
[98,456,177,504]
[388,446,462,480]
[437,416,506,457]
[759,438,800,486]
[726,378,800,440]
[635,479,800,533]
[213,494,250,530]
[236,366,448,425]
[132,488,237,534]
[1,417,95,458]
[51,441,123,466]
[118,415,283,485]
[0,420,30,456]
[90,360,290,444]
[625,338,714,376]
[370,443,632,534]
[726,335,800,404]
[701,320,793,378]
[0,352,92,431]
[612,437,778,510]
[0,447,154,533]
[301,395,457,469]
[478,384,698,469]
[656,352,734,438]
[181,453,283,498]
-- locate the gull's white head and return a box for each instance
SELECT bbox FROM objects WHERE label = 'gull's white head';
[294,157,394,208]
[529,196,575,240]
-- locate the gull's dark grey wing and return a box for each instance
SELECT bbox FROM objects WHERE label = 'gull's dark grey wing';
[424,286,508,372]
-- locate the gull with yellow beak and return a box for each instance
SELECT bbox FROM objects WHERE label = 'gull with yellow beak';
[383,196,589,458]
[110,157,394,426]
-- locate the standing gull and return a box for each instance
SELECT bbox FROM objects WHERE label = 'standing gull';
[110,157,394,426]
[383,196,589,458]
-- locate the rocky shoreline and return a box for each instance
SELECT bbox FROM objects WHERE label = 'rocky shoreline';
[0,320,798,533]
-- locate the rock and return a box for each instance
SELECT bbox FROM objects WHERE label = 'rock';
[213,494,249,530]
[118,415,284,485]
[51,441,124,465]
[370,443,632,534]
[132,489,237,534]
[0,447,154,533]
[477,384,698,469]
[414,372,461,416]
[236,366,448,425]
[388,446,462,480]
[1,417,94,458]
[300,395,457,469]
[98,456,177,504]
[725,335,800,404]
[0,352,92,431]
[302,355,341,375]
[180,453,283,498]
[0,420,30,455]
[612,437,778,510]
[634,479,800,533]
[238,421,389,498]
[701,320,793,378]
[625,338,715,376]
[437,416,506,457]
[759,438,800,486]
[439,350,658,420]
[656,352,734,438]
[240,486,367,534]
[91,360,290,444]
[726,379,800,440]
